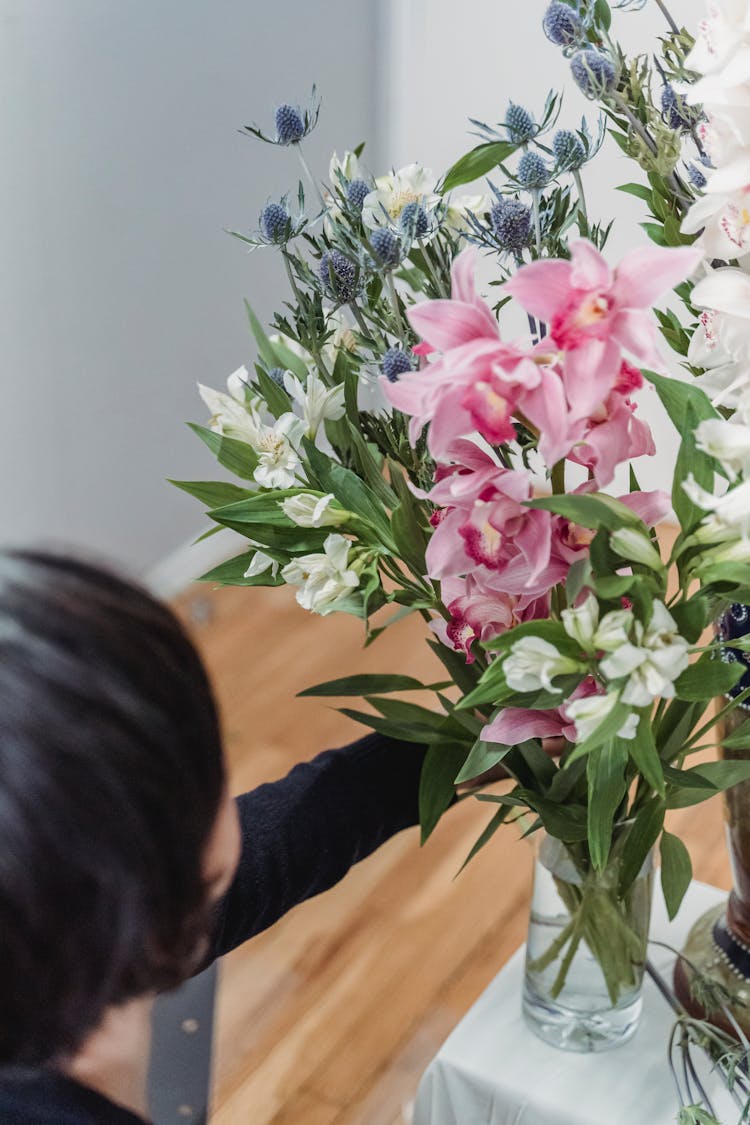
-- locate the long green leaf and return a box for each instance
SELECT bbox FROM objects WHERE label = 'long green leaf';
[618,800,665,896]
[454,738,510,784]
[199,552,285,587]
[170,479,254,508]
[674,656,744,702]
[672,401,714,533]
[587,740,628,870]
[441,141,517,193]
[188,423,259,481]
[299,674,436,698]
[660,831,693,921]
[526,493,642,532]
[456,805,512,875]
[626,718,665,796]
[419,744,469,844]
[666,759,750,808]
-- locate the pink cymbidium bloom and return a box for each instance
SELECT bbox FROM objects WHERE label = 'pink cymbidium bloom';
[432,574,548,663]
[504,238,701,369]
[481,676,601,745]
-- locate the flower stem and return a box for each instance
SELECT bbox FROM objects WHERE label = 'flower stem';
[348,299,371,342]
[573,169,589,230]
[551,459,566,495]
[385,271,406,343]
[296,143,325,210]
[654,0,680,35]
[532,189,542,258]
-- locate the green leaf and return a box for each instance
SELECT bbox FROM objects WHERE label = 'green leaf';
[188,423,259,481]
[244,299,276,368]
[595,0,612,29]
[656,698,704,762]
[207,490,298,526]
[627,718,665,796]
[419,744,469,844]
[587,740,628,870]
[267,334,309,379]
[670,598,711,644]
[169,479,254,507]
[526,492,642,533]
[721,718,750,750]
[199,551,285,587]
[441,141,518,193]
[426,639,482,698]
[255,367,291,418]
[660,831,693,921]
[673,656,744,702]
[617,182,653,204]
[666,759,750,808]
[367,696,458,736]
[566,558,593,607]
[452,738,510,783]
[521,792,589,843]
[338,707,461,745]
[303,439,393,539]
[456,805,512,875]
[672,401,715,533]
[644,370,719,436]
[618,800,665,897]
[298,674,436,698]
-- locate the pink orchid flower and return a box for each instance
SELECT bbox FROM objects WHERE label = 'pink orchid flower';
[433,574,548,664]
[481,676,601,746]
[504,237,702,370]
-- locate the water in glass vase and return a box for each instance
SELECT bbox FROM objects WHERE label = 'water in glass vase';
[522,834,653,1052]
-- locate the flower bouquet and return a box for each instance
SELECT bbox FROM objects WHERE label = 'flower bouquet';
[174,0,750,1059]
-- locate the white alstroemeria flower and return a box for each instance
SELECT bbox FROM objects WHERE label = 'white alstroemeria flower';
[610,528,664,571]
[252,412,306,488]
[503,636,582,693]
[444,193,492,234]
[561,595,632,653]
[362,164,440,232]
[600,602,690,709]
[226,365,253,402]
[281,534,361,615]
[685,474,750,540]
[283,370,346,438]
[322,308,358,365]
[564,691,638,743]
[694,416,750,479]
[244,549,279,579]
[329,150,364,184]
[281,493,346,528]
[198,383,260,445]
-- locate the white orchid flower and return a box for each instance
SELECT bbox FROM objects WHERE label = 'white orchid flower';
[281,534,361,615]
[694,416,750,479]
[599,602,689,709]
[503,636,582,694]
[283,370,346,438]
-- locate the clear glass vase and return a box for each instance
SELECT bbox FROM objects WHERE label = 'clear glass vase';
[523,833,654,1052]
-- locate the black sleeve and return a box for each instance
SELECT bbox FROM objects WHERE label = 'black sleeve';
[208,733,427,960]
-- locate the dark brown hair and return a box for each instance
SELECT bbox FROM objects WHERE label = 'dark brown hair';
[0,550,225,1064]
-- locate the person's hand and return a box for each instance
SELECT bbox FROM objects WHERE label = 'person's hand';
[456,737,566,790]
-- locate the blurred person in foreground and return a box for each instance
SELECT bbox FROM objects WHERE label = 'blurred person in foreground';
[0,549,523,1125]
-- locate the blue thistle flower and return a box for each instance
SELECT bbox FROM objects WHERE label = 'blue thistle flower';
[382,347,414,383]
[543,1,583,46]
[517,151,550,190]
[370,228,402,268]
[552,129,586,171]
[399,201,430,239]
[490,199,532,251]
[687,162,707,190]
[570,49,617,99]
[260,202,290,244]
[275,104,306,145]
[506,102,536,144]
[267,367,288,387]
[661,85,699,132]
[319,249,360,302]
[346,178,371,211]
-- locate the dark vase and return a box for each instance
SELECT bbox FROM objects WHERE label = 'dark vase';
[674,604,750,1032]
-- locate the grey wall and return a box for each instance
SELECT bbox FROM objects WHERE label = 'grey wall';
[0,0,382,575]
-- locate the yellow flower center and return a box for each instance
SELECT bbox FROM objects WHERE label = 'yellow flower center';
[387,189,421,219]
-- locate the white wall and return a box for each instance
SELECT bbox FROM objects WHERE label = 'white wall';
[0,0,382,576]
[383,0,704,499]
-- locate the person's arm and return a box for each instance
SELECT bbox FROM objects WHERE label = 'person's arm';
[208,732,426,960]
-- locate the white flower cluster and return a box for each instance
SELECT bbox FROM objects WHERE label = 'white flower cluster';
[502,594,689,743]
[683,1,750,409]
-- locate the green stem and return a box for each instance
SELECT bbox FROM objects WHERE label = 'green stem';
[532,189,542,258]
[681,686,750,754]
[385,271,406,343]
[573,169,589,230]
[296,143,325,210]
[420,239,449,297]
[551,459,565,496]
[654,0,680,35]
[348,299,371,341]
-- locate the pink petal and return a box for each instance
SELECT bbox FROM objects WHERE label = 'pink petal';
[425,508,473,580]
[482,708,565,746]
[409,299,498,352]
[569,239,612,291]
[562,338,621,422]
[503,259,573,322]
[619,489,670,525]
[613,244,702,309]
[521,369,579,465]
[450,246,479,303]
[612,309,663,367]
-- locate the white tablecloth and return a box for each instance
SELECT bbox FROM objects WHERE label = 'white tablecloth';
[414,882,737,1125]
